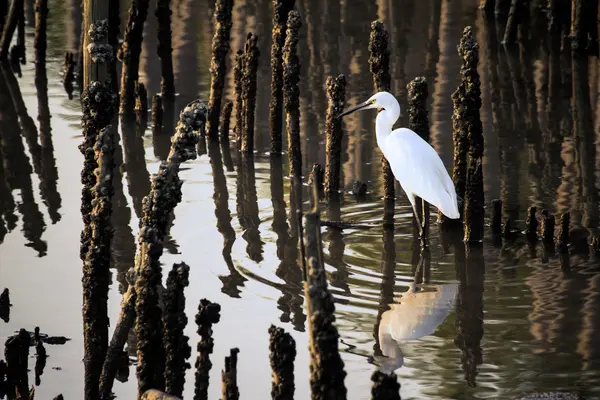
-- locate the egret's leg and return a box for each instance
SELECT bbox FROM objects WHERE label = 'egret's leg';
[420,198,429,239]
[410,201,423,238]
[410,199,428,248]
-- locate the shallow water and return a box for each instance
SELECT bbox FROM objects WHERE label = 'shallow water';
[1,0,600,399]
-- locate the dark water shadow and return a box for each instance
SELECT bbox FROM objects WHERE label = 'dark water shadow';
[109,118,137,296]
[0,107,18,244]
[373,225,396,357]
[34,59,62,224]
[207,138,247,298]
[494,31,522,223]
[270,155,305,331]
[152,96,176,162]
[120,116,151,221]
[325,196,350,293]
[0,65,46,256]
[452,233,484,388]
[0,142,17,243]
[235,153,264,263]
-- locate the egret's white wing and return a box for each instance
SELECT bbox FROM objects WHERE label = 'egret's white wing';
[383,128,459,219]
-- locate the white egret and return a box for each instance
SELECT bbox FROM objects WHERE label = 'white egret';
[375,282,458,374]
[339,92,460,236]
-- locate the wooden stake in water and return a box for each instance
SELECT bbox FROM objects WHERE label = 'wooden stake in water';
[556,212,570,253]
[119,0,150,119]
[268,325,296,400]
[304,184,347,399]
[455,27,484,243]
[241,33,259,153]
[269,0,295,154]
[407,77,430,239]
[163,262,191,398]
[99,102,206,398]
[151,94,163,136]
[141,390,181,400]
[80,8,118,399]
[450,85,468,204]
[134,103,205,396]
[135,81,148,123]
[540,209,555,245]
[0,0,23,60]
[324,74,346,198]
[368,21,394,225]
[220,100,233,146]
[371,370,401,400]
[308,163,324,202]
[156,0,175,102]
[206,0,234,139]
[82,115,117,400]
[33,0,48,67]
[82,1,111,90]
[221,349,240,400]
[282,11,302,180]
[525,206,538,242]
[194,299,221,400]
[233,50,244,146]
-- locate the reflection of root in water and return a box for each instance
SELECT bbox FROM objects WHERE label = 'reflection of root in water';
[109,121,137,295]
[235,153,263,263]
[325,197,350,293]
[0,144,18,244]
[454,242,484,388]
[121,116,151,221]
[275,236,306,332]
[373,225,396,358]
[35,60,62,224]
[270,155,305,331]
[207,139,246,298]
[0,66,46,255]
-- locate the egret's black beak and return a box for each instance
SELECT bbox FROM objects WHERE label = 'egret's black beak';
[338,101,370,118]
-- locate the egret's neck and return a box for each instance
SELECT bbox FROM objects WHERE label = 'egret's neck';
[375,110,397,152]
[378,332,405,373]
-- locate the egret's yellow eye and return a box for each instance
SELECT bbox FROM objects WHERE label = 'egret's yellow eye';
[370,99,376,104]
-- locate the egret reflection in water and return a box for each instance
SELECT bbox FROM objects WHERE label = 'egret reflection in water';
[375,282,458,374]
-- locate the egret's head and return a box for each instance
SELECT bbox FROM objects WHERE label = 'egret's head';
[338,91,400,120]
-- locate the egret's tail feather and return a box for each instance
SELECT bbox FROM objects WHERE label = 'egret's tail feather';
[439,207,460,220]
[437,194,460,220]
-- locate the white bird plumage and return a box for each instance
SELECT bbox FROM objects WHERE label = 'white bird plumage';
[339,91,460,234]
